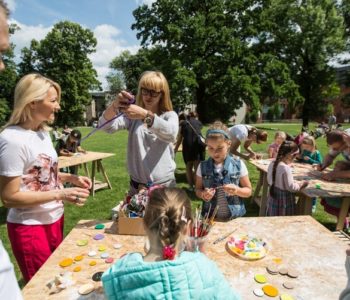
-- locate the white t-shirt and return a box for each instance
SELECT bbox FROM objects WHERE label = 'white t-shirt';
[0,240,22,300]
[0,126,64,225]
[228,124,253,143]
[196,158,248,178]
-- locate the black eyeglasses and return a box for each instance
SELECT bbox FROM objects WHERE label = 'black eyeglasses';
[141,87,162,98]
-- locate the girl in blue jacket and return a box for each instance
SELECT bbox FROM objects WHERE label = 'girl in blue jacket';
[102,187,241,300]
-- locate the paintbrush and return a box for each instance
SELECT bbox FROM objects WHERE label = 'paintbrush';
[213,228,238,245]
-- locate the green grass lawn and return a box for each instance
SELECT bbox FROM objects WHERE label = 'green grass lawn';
[0,122,348,287]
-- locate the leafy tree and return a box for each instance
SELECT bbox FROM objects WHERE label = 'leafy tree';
[258,0,346,127]
[17,21,100,126]
[106,71,125,96]
[131,0,298,123]
[0,24,19,124]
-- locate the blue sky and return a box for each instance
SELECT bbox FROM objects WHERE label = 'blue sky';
[7,0,155,88]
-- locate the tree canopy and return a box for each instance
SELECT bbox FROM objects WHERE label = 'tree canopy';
[108,0,348,125]
[18,21,100,126]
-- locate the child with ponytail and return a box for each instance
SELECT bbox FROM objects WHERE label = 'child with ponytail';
[267,141,308,216]
[102,187,240,300]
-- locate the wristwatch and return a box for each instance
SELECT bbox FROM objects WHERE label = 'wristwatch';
[143,111,154,128]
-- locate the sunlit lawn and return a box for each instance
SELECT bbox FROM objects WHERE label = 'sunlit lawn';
[0,122,348,287]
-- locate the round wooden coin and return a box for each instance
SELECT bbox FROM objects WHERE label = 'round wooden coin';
[283,281,295,289]
[254,274,267,284]
[92,271,104,282]
[113,243,122,249]
[95,224,105,230]
[280,294,295,300]
[59,258,73,267]
[266,265,279,275]
[89,260,97,266]
[98,245,107,251]
[287,270,299,278]
[74,255,84,261]
[262,285,279,297]
[100,252,109,259]
[78,283,95,295]
[73,266,82,272]
[279,267,288,275]
[88,251,97,257]
[105,257,114,264]
[253,288,264,297]
[93,234,105,240]
[76,239,88,246]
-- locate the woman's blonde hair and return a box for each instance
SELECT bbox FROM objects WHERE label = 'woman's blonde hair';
[2,73,61,132]
[143,187,192,249]
[302,136,316,149]
[136,71,173,113]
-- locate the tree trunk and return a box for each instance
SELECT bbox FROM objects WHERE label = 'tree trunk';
[195,83,207,123]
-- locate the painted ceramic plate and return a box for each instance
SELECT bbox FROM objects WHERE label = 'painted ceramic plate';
[226,234,268,261]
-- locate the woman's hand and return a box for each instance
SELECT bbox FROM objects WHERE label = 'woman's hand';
[122,104,148,120]
[223,184,238,196]
[201,188,215,201]
[59,187,90,206]
[70,175,92,189]
[112,90,134,112]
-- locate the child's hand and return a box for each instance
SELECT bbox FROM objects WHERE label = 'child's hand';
[223,184,238,196]
[322,172,335,181]
[300,181,309,189]
[248,152,256,159]
[303,156,310,161]
[201,188,215,201]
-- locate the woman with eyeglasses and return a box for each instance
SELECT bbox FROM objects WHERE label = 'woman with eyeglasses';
[99,71,178,195]
[266,141,308,216]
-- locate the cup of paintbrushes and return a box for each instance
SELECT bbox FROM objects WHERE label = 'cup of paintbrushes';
[186,235,207,253]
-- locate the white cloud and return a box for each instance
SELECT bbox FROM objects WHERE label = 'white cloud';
[5,0,16,12]
[10,19,52,58]
[89,24,139,89]
[9,20,140,90]
[135,0,156,7]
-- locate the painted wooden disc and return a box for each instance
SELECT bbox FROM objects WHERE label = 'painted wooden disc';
[59,258,73,267]
[78,283,95,295]
[262,285,279,297]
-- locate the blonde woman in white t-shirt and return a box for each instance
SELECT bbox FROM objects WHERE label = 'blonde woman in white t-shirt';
[0,73,92,282]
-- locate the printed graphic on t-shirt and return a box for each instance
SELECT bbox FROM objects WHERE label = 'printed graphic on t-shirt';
[21,153,62,191]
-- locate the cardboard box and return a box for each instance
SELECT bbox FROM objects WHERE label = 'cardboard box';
[112,203,146,236]
[117,214,146,236]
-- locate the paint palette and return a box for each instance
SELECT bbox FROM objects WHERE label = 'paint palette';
[226,234,268,261]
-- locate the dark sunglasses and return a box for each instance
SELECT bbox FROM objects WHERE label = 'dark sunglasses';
[141,87,162,98]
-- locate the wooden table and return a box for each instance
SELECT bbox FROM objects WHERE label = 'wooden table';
[249,159,350,230]
[58,151,115,196]
[22,216,347,299]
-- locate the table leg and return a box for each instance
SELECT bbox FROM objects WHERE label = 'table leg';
[83,163,90,178]
[336,197,350,231]
[297,195,312,215]
[91,160,96,197]
[97,160,112,189]
[259,173,268,216]
[252,169,263,205]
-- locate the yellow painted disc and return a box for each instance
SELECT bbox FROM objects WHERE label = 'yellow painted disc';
[89,260,97,266]
[254,274,267,284]
[98,245,107,252]
[273,258,283,264]
[280,294,295,300]
[73,266,82,272]
[59,258,73,267]
[77,239,88,246]
[74,255,84,261]
[262,285,279,297]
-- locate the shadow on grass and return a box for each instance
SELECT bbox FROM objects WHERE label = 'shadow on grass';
[0,206,8,225]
